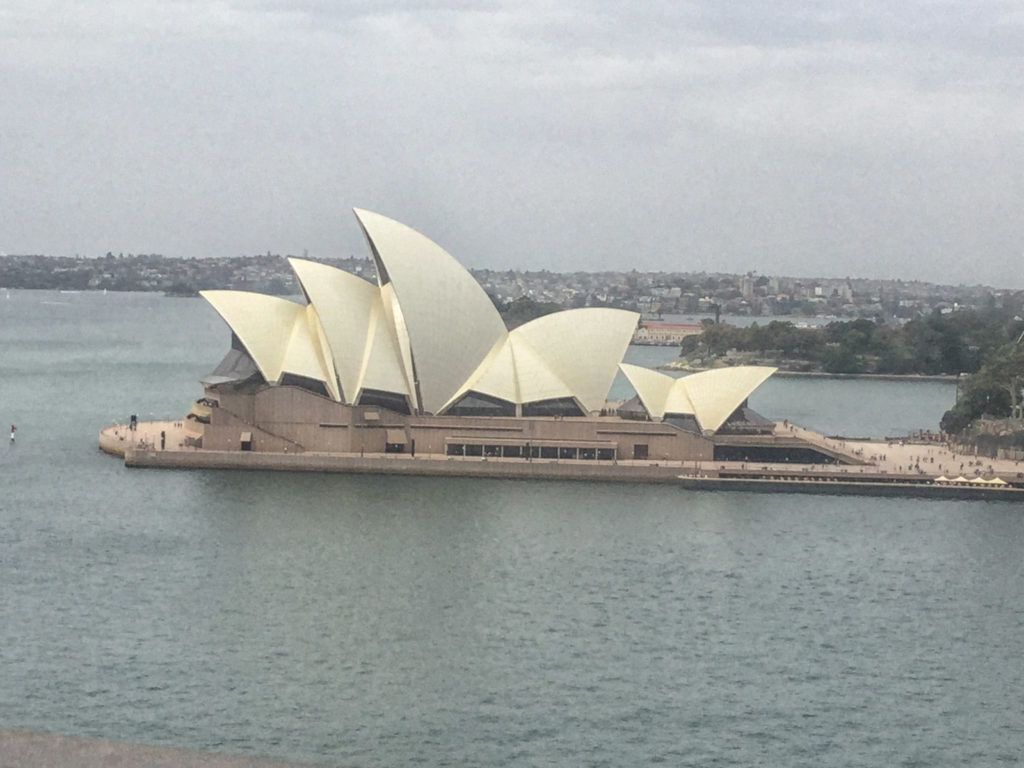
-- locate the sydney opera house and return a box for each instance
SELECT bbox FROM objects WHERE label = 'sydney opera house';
[101,209,850,481]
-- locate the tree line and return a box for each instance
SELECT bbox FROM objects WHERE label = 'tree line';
[684,313,1020,377]
[681,310,1024,434]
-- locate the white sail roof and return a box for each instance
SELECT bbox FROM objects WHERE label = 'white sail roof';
[454,334,571,409]
[512,308,637,412]
[353,208,507,414]
[288,257,408,404]
[444,308,637,413]
[279,304,340,400]
[618,363,678,419]
[202,209,641,416]
[457,336,523,404]
[506,336,573,405]
[620,363,775,434]
[682,366,776,433]
[201,290,335,396]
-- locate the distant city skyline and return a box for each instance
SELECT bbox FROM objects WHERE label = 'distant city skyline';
[3,252,1014,326]
[2,1,1022,286]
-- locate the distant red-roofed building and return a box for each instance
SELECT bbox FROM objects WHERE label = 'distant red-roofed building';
[632,321,703,346]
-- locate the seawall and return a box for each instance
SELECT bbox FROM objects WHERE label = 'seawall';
[122,445,689,484]
[102,422,1024,500]
[677,475,1024,501]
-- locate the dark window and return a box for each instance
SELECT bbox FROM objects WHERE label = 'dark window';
[502,445,523,458]
[358,389,411,414]
[446,443,465,456]
[559,446,577,460]
[597,448,615,460]
[484,444,502,457]
[714,445,837,463]
[465,444,483,457]
[633,444,649,460]
[279,373,330,398]
[522,397,585,417]
[529,446,542,459]
[208,347,260,386]
[445,391,516,417]
[616,394,651,421]
[663,413,701,433]
[579,448,596,460]
[540,446,558,459]
[716,405,775,435]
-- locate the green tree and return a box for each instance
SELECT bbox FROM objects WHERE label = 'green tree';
[497,296,562,329]
[940,344,1024,433]
[821,344,864,374]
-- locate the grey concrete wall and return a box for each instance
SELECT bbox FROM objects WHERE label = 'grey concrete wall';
[124,447,688,483]
[200,384,716,463]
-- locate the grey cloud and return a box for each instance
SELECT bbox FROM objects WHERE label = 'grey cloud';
[1,0,1022,286]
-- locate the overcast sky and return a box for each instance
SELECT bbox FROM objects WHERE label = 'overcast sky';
[2,0,1022,285]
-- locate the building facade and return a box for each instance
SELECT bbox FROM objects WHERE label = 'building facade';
[172,210,832,470]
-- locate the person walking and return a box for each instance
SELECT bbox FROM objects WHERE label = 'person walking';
[9,424,15,443]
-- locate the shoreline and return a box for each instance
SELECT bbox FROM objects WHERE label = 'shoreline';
[659,364,958,382]
[677,474,1024,501]
[770,370,957,382]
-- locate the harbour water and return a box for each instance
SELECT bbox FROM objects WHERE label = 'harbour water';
[2,290,1023,766]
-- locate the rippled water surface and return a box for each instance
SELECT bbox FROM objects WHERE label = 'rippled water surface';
[2,291,1022,767]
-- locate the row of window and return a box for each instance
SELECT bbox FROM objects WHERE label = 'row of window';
[446,393,585,418]
[446,443,617,461]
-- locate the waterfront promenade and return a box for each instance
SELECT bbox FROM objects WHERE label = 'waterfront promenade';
[99,419,1024,494]
[784,422,1023,481]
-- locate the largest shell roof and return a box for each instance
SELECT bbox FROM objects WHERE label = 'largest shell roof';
[201,209,640,415]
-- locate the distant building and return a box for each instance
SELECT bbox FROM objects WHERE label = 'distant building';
[632,321,703,346]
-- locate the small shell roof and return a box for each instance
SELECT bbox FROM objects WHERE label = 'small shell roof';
[202,210,639,415]
[619,363,776,434]
[287,257,409,404]
[201,290,339,400]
